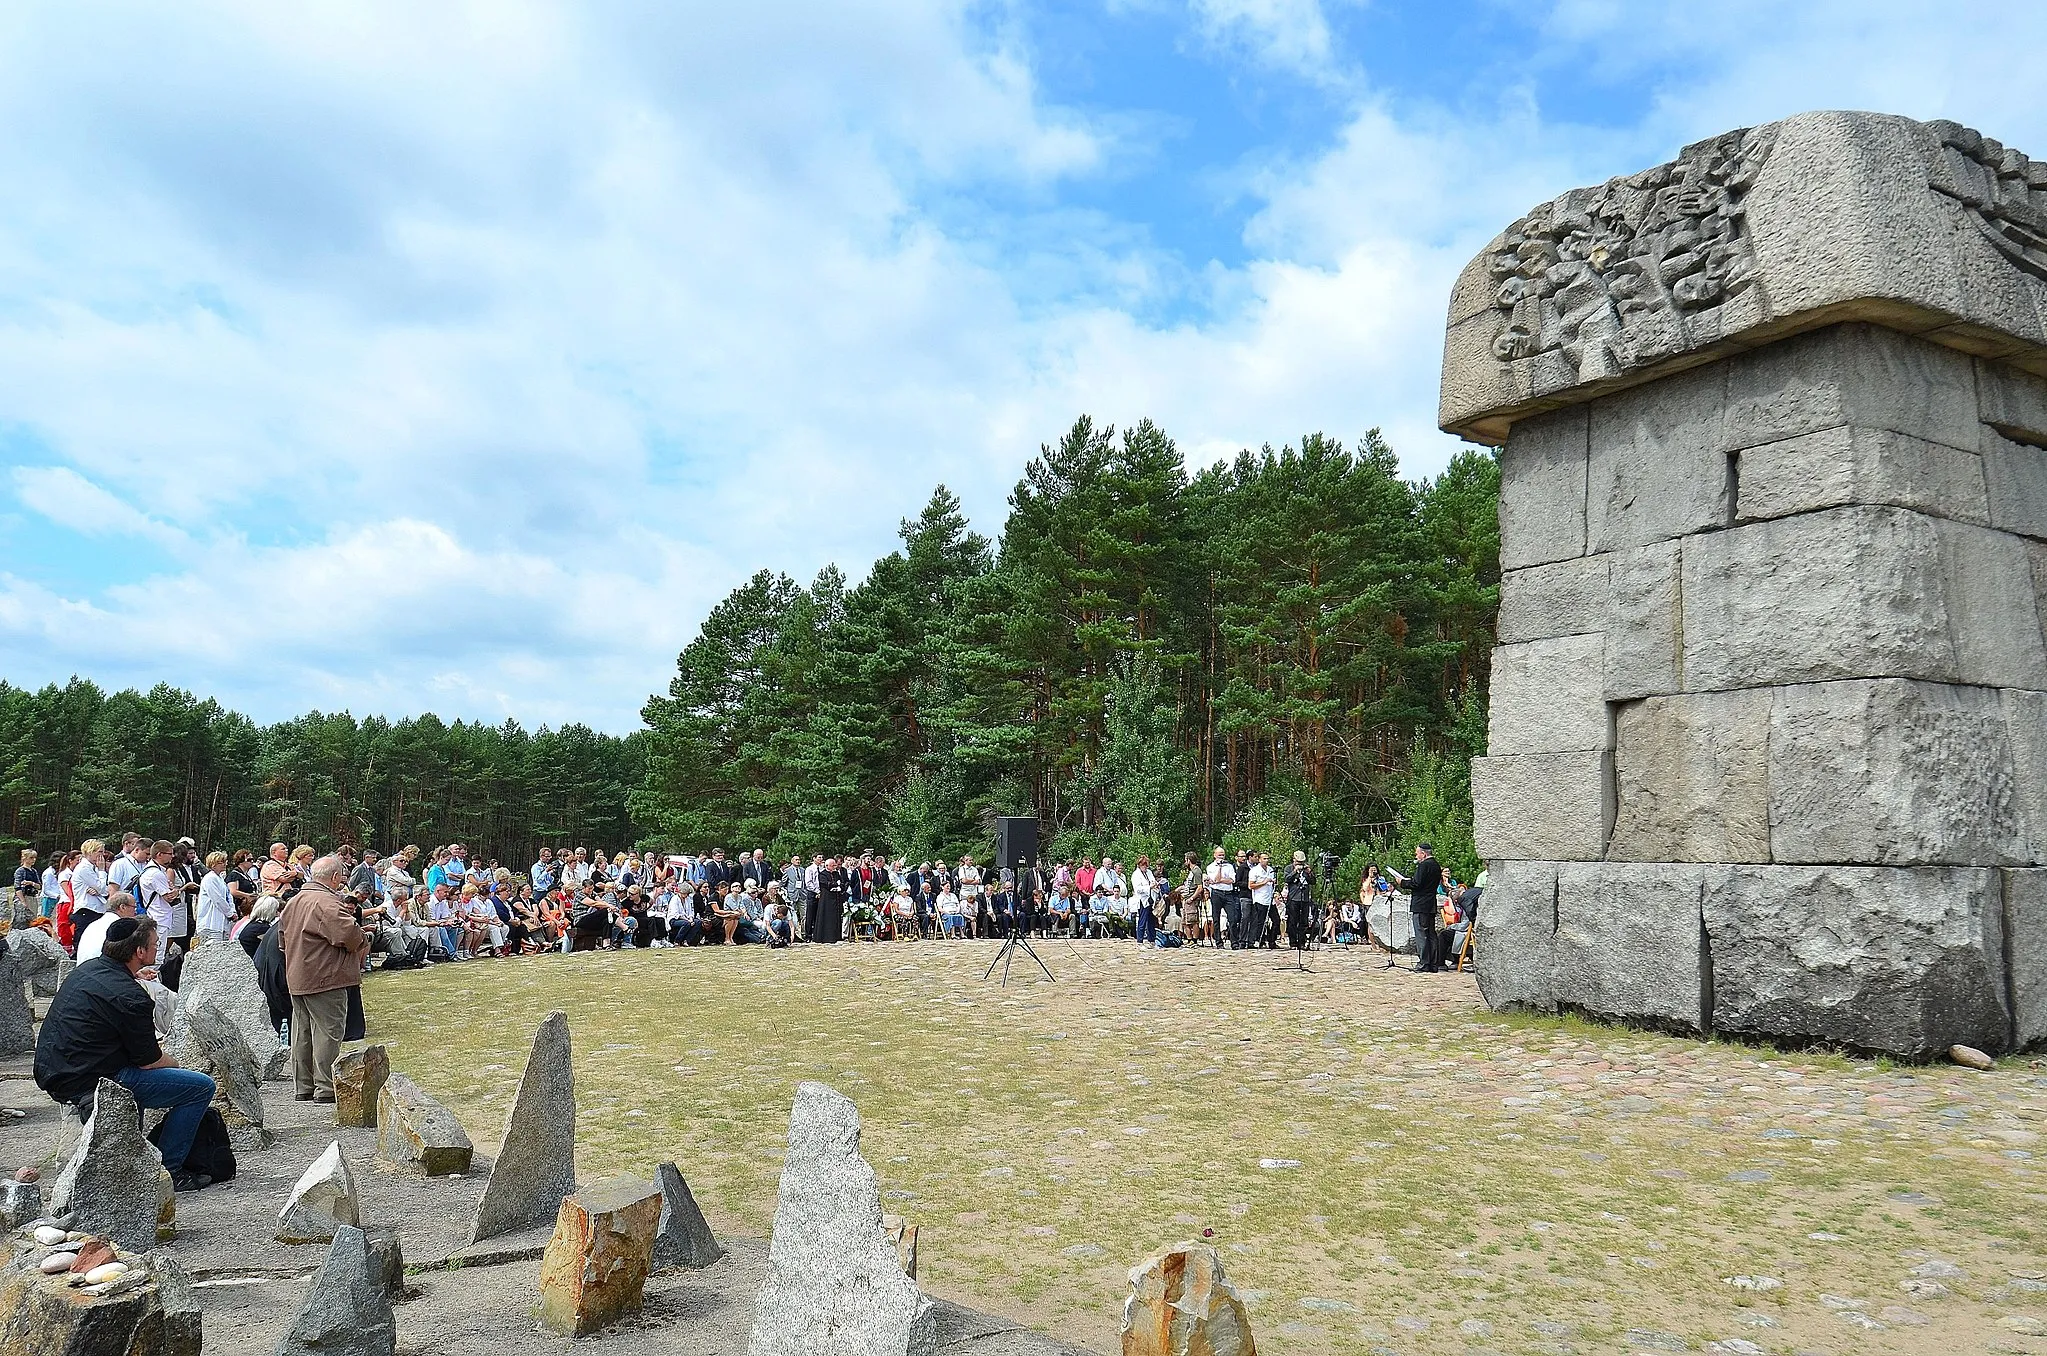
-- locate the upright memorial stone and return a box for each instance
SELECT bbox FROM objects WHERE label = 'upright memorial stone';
[48,1079,164,1254]
[747,1082,937,1356]
[651,1160,724,1270]
[277,1226,396,1356]
[174,938,288,1080]
[0,953,34,1057]
[1444,110,2047,1058]
[469,1010,575,1244]
[333,1045,389,1129]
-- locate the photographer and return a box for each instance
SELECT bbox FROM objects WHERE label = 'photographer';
[1284,851,1314,951]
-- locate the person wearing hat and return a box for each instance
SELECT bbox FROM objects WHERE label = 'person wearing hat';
[280,855,371,1102]
[1284,851,1315,952]
[34,915,219,1191]
[76,890,138,963]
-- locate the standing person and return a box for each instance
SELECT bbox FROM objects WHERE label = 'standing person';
[1386,844,1444,973]
[956,856,982,936]
[1249,852,1276,948]
[780,855,809,940]
[1284,852,1314,952]
[13,849,39,928]
[530,846,557,897]
[1130,857,1158,946]
[280,855,369,1102]
[68,840,110,946]
[138,841,185,965]
[1202,849,1233,948]
[195,852,235,946]
[258,842,294,898]
[41,848,67,920]
[34,916,218,1191]
[1229,850,1253,949]
[814,857,848,944]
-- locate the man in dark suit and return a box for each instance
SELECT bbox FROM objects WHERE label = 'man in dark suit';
[742,850,771,890]
[1387,843,1444,972]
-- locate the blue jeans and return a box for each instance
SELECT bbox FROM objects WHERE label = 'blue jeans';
[1136,905,1156,943]
[113,1065,216,1173]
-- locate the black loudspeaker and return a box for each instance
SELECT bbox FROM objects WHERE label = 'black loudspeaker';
[995,817,1038,870]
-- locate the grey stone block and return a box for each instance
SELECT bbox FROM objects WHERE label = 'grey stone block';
[1723,323,1982,455]
[1498,555,1608,643]
[1587,363,1733,552]
[280,1140,361,1244]
[175,935,288,1081]
[1487,634,1610,755]
[1441,113,2047,442]
[2006,689,2047,865]
[1770,679,2023,866]
[1682,506,1955,690]
[1499,406,1589,568]
[1704,865,2009,1058]
[1472,753,1613,862]
[1473,859,1557,1013]
[471,1009,576,1244]
[375,1074,473,1176]
[652,1161,725,1271]
[280,1225,396,1356]
[0,955,32,1057]
[1603,540,1682,700]
[1982,425,2047,540]
[1937,519,2047,688]
[49,1078,164,1254]
[1553,864,1709,1032]
[2011,869,2047,1049]
[1735,424,1989,524]
[1609,691,1771,863]
[7,926,66,998]
[1978,357,2047,442]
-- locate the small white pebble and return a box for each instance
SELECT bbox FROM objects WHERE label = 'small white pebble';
[38,1252,76,1274]
[32,1226,65,1246]
[83,1263,127,1285]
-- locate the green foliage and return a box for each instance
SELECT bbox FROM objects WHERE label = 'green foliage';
[1220,796,1298,862]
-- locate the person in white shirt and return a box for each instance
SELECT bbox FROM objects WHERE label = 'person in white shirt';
[936,886,965,937]
[77,891,137,963]
[1202,848,1233,948]
[107,836,147,906]
[1249,852,1276,949]
[138,840,185,963]
[196,851,235,944]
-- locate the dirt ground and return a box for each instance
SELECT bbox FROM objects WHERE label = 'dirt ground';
[11,937,2047,1355]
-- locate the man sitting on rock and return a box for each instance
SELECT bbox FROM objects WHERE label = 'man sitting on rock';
[33,916,219,1191]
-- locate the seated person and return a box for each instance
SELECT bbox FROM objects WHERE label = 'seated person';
[936,887,967,936]
[1047,885,1075,935]
[570,895,613,952]
[710,887,762,944]
[916,882,938,937]
[670,888,702,946]
[34,917,217,1191]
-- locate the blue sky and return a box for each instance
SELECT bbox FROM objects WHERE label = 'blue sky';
[2,0,2043,730]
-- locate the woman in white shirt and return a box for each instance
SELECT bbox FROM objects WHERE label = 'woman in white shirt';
[196,851,235,944]
[1130,857,1159,945]
[68,839,111,938]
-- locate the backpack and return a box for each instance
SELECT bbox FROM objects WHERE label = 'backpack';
[149,1106,236,1183]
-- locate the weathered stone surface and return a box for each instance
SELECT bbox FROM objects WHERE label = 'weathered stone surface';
[1553,864,1709,1032]
[184,998,267,1143]
[1723,323,1982,457]
[1497,555,1607,643]
[0,1241,194,1356]
[1979,357,2047,444]
[1488,634,1610,756]
[174,937,287,1081]
[278,1225,396,1356]
[1737,424,1989,525]
[0,1178,42,1227]
[374,1074,472,1176]
[332,1046,388,1130]
[1474,861,1561,1010]
[1937,519,2047,688]
[2007,689,2047,864]
[1120,1241,1257,1356]
[279,1140,360,1244]
[0,954,34,1057]
[149,1250,203,1356]
[1440,114,2047,443]
[1609,690,1771,862]
[1704,866,2008,1057]
[1498,406,1588,568]
[361,1227,405,1304]
[470,1010,576,1244]
[1587,362,1733,552]
[747,1082,937,1356]
[537,1174,662,1339]
[1769,679,2023,866]
[50,1078,165,1254]
[1603,540,1681,699]
[1682,506,1954,690]
[1471,752,1612,862]
[882,1214,918,1281]
[2011,870,2047,1050]
[652,1160,724,1271]
[7,926,67,998]
[1982,425,2047,540]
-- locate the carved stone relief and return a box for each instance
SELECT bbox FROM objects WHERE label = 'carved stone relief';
[1487,126,1776,381]
[1922,120,2047,282]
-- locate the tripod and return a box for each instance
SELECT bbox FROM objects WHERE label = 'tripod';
[982,863,1055,986]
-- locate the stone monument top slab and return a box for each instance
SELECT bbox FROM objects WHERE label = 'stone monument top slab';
[1440,110,2047,443]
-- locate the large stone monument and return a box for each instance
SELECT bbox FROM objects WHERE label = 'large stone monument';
[1445,110,2047,1059]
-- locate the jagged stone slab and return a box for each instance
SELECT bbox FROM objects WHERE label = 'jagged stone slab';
[185,997,270,1148]
[1121,1241,1257,1356]
[0,1239,194,1356]
[469,1010,575,1244]
[280,1140,360,1244]
[6,926,66,998]
[174,938,288,1081]
[747,1082,937,1356]
[362,1227,405,1303]
[374,1074,472,1176]
[148,1249,204,1356]
[2006,869,2047,1050]
[882,1213,918,1281]
[1705,865,2008,1058]
[1441,112,2047,443]
[333,1046,389,1129]
[278,1225,396,1356]
[0,1178,42,1227]
[1473,859,1557,1013]
[50,1078,165,1254]
[0,953,34,1056]
[536,1174,662,1338]
[652,1160,724,1270]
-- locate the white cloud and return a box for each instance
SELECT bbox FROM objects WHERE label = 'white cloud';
[1189,0,1341,77]
[12,466,188,549]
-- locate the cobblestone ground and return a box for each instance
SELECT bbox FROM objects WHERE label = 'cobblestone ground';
[367,939,2047,1356]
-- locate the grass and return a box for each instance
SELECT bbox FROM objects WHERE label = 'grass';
[363,940,2047,1355]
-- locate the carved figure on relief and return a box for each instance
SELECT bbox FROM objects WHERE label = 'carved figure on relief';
[1489,126,1776,380]
[1921,120,2047,282]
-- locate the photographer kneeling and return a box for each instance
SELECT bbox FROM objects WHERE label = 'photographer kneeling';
[34,916,219,1191]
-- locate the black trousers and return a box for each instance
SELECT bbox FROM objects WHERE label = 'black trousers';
[803,899,821,940]
[1411,907,1438,971]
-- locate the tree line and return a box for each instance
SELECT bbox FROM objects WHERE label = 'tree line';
[0,678,644,865]
[635,417,1499,879]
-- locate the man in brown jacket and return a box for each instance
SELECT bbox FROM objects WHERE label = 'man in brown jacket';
[281,854,369,1102]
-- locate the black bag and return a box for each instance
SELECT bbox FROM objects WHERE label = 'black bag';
[381,936,429,970]
[148,1106,236,1183]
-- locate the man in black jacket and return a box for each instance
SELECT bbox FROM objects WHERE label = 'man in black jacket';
[1387,843,1444,972]
[34,917,218,1190]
